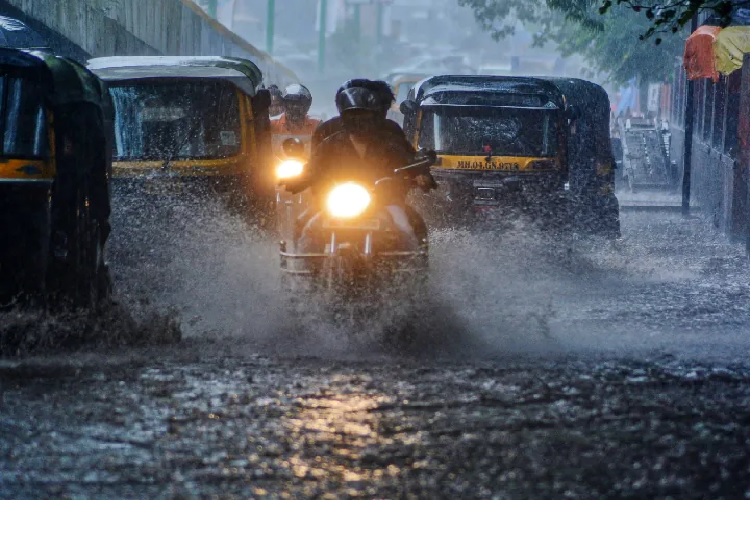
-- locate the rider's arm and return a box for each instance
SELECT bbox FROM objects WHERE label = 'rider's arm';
[311,117,342,149]
[383,125,437,192]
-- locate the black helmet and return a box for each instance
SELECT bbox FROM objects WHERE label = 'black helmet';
[282,83,312,109]
[336,86,384,115]
[335,79,394,114]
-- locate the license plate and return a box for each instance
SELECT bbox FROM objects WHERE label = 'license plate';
[323,217,381,230]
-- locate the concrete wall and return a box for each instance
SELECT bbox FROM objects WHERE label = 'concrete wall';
[690,137,732,228]
[670,126,737,230]
[0,0,90,60]
[3,0,297,86]
[668,125,685,187]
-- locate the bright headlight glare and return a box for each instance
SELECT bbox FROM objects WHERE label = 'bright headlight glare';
[326,182,371,219]
[276,159,304,180]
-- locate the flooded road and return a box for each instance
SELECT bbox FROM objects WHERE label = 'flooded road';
[0,205,749,499]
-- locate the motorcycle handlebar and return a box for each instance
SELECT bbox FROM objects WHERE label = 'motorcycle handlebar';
[393,150,437,176]
[283,150,436,194]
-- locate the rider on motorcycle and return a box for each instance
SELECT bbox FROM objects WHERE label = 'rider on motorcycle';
[271,83,321,156]
[311,79,399,148]
[289,81,435,252]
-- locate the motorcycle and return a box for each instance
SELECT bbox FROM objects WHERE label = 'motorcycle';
[277,139,436,320]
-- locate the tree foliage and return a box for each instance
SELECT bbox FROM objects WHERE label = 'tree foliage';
[456,1,597,43]
[549,6,684,83]
[600,1,750,43]
[457,1,748,83]
[459,1,748,42]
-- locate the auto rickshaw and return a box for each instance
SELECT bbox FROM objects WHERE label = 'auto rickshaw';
[401,75,572,230]
[401,75,620,237]
[0,48,113,307]
[86,56,273,219]
[544,77,620,237]
[385,72,427,124]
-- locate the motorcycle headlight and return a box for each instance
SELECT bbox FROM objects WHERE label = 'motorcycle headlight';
[276,159,304,180]
[326,182,371,219]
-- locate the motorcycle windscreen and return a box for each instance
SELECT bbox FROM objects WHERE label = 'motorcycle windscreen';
[418,105,558,158]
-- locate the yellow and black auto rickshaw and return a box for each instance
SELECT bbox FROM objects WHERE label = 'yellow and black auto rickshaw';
[401,75,620,237]
[86,56,275,218]
[0,48,114,306]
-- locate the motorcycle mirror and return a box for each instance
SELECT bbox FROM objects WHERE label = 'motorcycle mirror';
[399,100,418,116]
[282,137,306,158]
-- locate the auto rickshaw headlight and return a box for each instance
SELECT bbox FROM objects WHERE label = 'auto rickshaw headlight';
[326,182,371,219]
[276,159,305,180]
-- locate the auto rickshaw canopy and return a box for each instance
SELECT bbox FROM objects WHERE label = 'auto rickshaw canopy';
[409,75,565,110]
[0,47,111,109]
[86,56,265,97]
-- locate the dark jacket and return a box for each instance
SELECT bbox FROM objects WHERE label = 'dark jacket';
[306,117,417,203]
[311,116,408,149]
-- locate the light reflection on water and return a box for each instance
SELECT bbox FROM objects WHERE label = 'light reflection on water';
[281,387,394,486]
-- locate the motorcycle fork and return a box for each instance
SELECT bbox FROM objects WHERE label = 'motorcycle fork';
[327,231,373,257]
[325,230,374,292]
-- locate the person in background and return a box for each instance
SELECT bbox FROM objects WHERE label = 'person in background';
[270,83,321,156]
[271,84,321,240]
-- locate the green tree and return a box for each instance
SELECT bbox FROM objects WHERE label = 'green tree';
[600,1,749,42]
[458,0,724,83]
[548,6,684,83]
[459,1,747,41]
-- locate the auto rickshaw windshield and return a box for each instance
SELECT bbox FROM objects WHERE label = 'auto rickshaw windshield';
[0,75,49,158]
[419,105,558,157]
[109,80,242,161]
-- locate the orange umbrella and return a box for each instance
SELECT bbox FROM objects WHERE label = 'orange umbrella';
[683,25,722,82]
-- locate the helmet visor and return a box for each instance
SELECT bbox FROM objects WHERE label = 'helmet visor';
[336,87,383,114]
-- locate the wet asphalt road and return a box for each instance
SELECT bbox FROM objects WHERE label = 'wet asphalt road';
[0,205,749,499]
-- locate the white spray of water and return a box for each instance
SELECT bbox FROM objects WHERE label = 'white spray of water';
[109,195,749,361]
